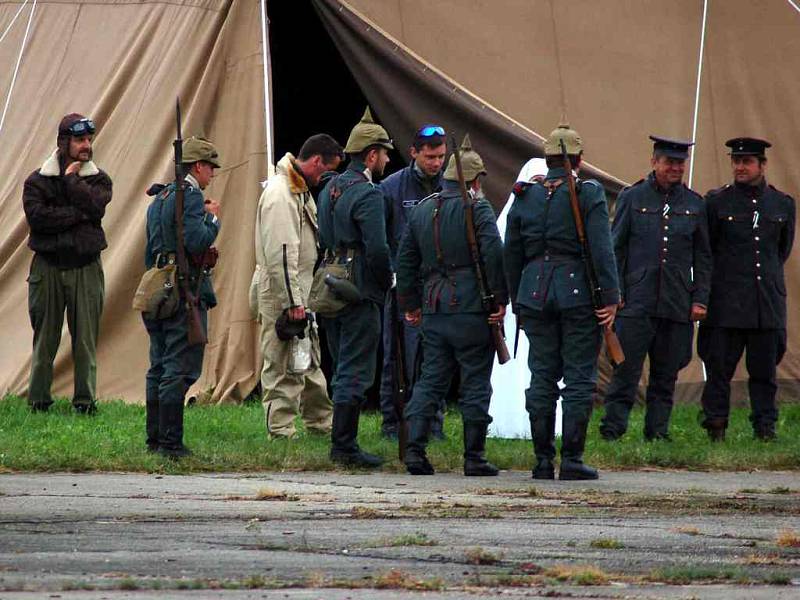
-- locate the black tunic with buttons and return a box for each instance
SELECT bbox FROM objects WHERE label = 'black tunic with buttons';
[613,173,711,323]
[703,180,795,329]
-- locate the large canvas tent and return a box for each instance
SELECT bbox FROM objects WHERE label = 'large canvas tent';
[0,0,798,406]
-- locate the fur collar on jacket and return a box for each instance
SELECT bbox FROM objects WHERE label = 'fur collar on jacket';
[39,149,100,177]
[277,153,309,195]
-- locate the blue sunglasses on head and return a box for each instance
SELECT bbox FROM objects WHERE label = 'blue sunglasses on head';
[416,124,445,138]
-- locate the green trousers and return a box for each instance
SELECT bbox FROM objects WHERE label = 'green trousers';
[27,255,104,408]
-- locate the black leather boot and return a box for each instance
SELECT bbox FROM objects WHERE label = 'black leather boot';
[430,409,446,440]
[463,422,498,476]
[145,388,160,452]
[330,403,383,468]
[703,417,727,442]
[404,417,434,475]
[531,415,555,480]
[644,399,673,441]
[753,421,776,441]
[559,418,598,480]
[158,395,191,459]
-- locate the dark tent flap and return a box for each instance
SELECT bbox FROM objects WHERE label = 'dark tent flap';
[312,0,626,209]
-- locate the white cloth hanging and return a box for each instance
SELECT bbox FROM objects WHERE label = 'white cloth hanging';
[488,158,564,439]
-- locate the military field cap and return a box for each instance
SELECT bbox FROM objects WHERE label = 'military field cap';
[343,107,394,153]
[182,136,222,168]
[443,134,487,181]
[650,135,694,159]
[726,137,771,157]
[544,121,582,156]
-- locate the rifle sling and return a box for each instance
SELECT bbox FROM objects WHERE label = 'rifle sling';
[174,182,198,307]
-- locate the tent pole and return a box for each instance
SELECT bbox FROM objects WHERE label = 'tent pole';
[688,0,710,383]
[259,0,274,174]
[688,0,709,189]
[691,0,710,383]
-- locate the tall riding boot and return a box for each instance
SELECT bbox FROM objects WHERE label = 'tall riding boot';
[158,395,191,459]
[145,387,160,452]
[463,422,498,476]
[330,403,383,468]
[702,417,727,442]
[404,417,434,475]
[559,418,598,480]
[644,400,674,441]
[430,408,446,440]
[753,421,777,441]
[531,415,556,479]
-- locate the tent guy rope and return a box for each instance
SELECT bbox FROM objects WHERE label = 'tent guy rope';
[0,0,29,46]
[0,0,36,136]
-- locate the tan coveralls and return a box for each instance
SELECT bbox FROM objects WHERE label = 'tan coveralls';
[250,153,332,437]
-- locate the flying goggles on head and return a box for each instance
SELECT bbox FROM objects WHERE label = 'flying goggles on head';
[66,118,96,137]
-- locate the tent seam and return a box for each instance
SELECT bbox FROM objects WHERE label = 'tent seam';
[21,1,224,14]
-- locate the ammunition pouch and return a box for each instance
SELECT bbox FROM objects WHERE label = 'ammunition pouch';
[132,253,180,320]
[308,248,359,317]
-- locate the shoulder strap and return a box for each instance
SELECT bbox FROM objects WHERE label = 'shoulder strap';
[432,193,445,266]
[329,171,368,204]
[155,187,173,259]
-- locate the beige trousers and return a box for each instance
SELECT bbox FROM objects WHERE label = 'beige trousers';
[259,308,332,437]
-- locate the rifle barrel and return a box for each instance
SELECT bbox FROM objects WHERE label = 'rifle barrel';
[559,139,624,366]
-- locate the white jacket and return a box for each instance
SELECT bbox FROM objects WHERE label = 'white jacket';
[250,153,320,318]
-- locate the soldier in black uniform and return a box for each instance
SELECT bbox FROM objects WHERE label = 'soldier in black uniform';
[599,136,712,441]
[699,138,795,441]
[505,123,619,480]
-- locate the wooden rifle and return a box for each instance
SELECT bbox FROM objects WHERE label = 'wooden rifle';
[451,136,510,365]
[389,288,408,461]
[559,140,624,366]
[174,98,207,346]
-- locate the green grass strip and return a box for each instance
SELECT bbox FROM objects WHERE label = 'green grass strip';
[0,395,798,473]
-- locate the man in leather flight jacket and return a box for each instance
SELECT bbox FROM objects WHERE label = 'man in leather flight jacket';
[23,113,113,415]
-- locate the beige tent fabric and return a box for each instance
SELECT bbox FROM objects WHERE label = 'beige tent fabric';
[322,0,800,403]
[0,0,265,404]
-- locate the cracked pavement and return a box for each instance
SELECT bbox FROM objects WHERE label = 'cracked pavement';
[1,470,799,598]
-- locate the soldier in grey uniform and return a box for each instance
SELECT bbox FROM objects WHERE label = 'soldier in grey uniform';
[599,136,711,441]
[699,138,795,441]
[143,136,221,458]
[505,123,619,480]
[317,108,393,468]
[397,135,506,476]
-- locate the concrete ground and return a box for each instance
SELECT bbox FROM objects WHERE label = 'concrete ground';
[1,470,799,599]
